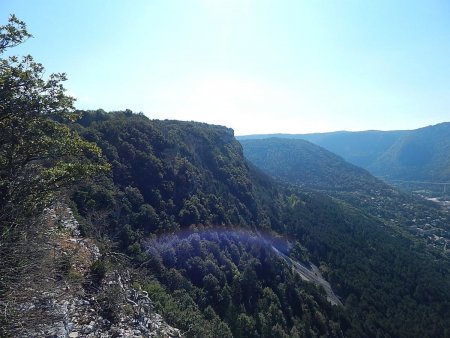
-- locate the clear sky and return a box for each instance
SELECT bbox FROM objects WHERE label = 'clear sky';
[2,0,450,135]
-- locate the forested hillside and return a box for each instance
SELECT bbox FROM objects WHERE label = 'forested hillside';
[368,122,450,182]
[241,138,450,251]
[238,123,450,186]
[71,110,450,337]
[237,130,406,169]
[71,111,349,337]
[240,138,385,192]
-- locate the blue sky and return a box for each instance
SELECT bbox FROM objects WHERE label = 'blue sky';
[2,0,450,135]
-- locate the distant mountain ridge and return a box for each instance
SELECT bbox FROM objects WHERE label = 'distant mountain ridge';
[368,122,450,182]
[237,122,450,184]
[240,138,386,192]
[237,130,408,168]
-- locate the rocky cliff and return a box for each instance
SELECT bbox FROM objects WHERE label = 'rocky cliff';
[4,202,180,338]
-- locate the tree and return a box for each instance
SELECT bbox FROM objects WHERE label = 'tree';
[236,313,257,338]
[0,15,108,336]
[0,15,31,52]
[0,14,108,228]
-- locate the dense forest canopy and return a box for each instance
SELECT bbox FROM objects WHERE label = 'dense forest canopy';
[240,138,386,192]
[71,110,450,337]
[237,130,407,169]
[240,137,450,252]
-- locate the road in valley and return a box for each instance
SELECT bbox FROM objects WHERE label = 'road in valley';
[271,246,343,306]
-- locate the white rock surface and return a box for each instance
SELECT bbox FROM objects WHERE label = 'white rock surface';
[12,203,181,338]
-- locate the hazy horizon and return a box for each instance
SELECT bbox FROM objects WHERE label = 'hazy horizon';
[235,121,449,136]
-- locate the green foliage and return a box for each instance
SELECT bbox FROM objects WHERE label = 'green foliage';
[91,259,108,283]
[369,122,450,182]
[240,138,385,192]
[3,16,449,337]
[72,111,450,337]
[282,189,450,337]
[142,230,345,337]
[239,123,450,185]
[0,15,31,51]
[238,130,406,170]
[241,137,450,255]
[0,15,109,228]
[291,241,310,264]
[71,112,350,336]
[73,112,261,238]
[0,16,109,336]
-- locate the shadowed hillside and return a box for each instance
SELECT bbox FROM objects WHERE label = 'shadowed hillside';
[240,138,385,192]
[70,111,450,337]
[369,122,450,183]
[238,122,450,187]
[238,130,407,168]
[240,137,450,252]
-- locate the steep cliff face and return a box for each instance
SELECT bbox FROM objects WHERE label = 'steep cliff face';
[72,112,350,336]
[3,202,180,338]
[69,111,450,337]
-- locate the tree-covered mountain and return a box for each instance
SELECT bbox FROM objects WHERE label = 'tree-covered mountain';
[240,138,385,192]
[72,111,350,337]
[240,137,450,251]
[238,122,450,186]
[368,122,450,183]
[238,130,407,169]
[70,110,450,337]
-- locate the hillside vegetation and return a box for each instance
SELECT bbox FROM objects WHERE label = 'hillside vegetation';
[238,123,450,186]
[240,138,385,192]
[238,130,407,169]
[241,137,450,251]
[71,111,450,337]
[368,122,450,182]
